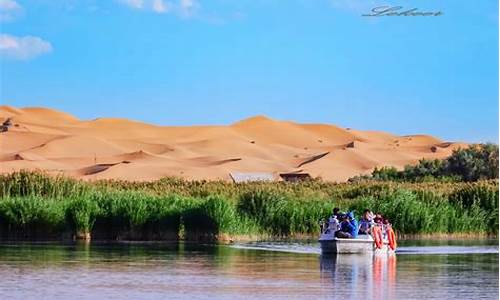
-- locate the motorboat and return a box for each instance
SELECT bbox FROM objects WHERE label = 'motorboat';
[319,220,398,255]
[319,232,391,254]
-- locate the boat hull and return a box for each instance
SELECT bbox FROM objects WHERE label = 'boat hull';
[319,233,389,254]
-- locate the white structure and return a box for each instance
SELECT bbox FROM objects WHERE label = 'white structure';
[229,172,275,183]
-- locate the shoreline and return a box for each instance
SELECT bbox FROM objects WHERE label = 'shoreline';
[0,232,497,244]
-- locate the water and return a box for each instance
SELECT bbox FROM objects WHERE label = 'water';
[0,240,497,300]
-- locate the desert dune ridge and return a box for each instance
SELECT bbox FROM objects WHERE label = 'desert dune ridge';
[0,106,467,182]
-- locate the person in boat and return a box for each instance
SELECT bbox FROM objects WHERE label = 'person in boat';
[382,218,392,239]
[373,215,383,227]
[335,212,358,239]
[358,209,374,235]
[333,207,343,219]
[326,207,342,233]
[322,207,341,234]
[373,215,388,239]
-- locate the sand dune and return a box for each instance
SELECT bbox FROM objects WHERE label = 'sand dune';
[0,105,467,182]
[295,152,330,168]
[28,136,127,158]
[75,163,123,176]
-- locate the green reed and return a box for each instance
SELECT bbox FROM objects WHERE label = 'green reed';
[0,196,67,238]
[0,171,497,240]
[236,189,333,236]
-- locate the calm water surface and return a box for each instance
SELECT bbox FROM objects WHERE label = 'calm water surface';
[0,240,497,300]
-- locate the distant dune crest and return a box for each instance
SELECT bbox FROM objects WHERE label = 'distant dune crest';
[0,105,467,182]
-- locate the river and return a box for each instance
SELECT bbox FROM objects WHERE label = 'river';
[0,240,497,299]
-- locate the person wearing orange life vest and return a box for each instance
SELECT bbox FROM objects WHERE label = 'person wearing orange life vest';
[384,218,397,250]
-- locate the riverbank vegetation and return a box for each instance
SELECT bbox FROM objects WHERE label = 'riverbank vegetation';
[350,144,499,183]
[0,171,497,241]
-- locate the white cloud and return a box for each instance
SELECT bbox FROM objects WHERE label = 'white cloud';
[120,0,143,9]
[152,0,169,13]
[0,0,22,22]
[178,0,198,17]
[0,34,53,61]
[0,0,19,10]
[180,0,194,10]
[117,0,198,17]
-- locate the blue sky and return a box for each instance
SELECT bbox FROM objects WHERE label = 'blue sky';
[0,0,498,142]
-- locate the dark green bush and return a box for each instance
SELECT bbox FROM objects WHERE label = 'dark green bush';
[361,144,499,182]
[447,144,499,181]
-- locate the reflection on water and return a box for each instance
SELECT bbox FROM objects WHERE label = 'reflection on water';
[0,241,497,300]
[320,254,398,299]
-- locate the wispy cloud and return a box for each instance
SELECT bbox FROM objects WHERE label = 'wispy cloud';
[178,0,198,17]
[119,0,144,9]
[152,0,170,14]
[117,0,198,17]
[0,34,53,61]
[0,0,22,22]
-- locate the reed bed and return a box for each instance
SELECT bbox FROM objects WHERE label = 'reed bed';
[0,171,497,241]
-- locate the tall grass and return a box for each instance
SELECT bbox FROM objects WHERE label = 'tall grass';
[0,196,67,239]
[346,190,488,234]
[65,195,100,237]
[91,192,188,240]
[0,171,90,198]
[237,190,332,236]
[448,183,499,233]
[0,171,497,240]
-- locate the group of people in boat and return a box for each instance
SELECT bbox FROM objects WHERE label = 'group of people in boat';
[321,208,393,239]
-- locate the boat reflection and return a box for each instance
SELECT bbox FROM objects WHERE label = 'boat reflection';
[320,253,397,299]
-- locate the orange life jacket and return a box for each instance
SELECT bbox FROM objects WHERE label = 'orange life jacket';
[372,225,383,249]
[387,227,397,250]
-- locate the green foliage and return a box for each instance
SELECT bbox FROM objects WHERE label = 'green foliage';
[0,170,90,198]
[0,171,497,239]
[372,167,400,181]
[238,190,334,236]
[238,190,291,235]
[448,183,499,233]
[94,192,187,239]
[0,196,65,232]
[365,144,498,182]
[65,195,100,233]
[447,144,499,181]
[183,196,240,237]
[346,190,488,234]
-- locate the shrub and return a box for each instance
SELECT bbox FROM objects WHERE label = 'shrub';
[358,144,499,182]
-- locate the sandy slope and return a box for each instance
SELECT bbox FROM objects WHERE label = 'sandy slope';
[0,106,468,182]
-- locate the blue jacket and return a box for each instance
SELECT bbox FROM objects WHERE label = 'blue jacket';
[341,212,358,238]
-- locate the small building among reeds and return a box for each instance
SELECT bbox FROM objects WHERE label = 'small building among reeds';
[230,172,275,183]
[279,172,311,182]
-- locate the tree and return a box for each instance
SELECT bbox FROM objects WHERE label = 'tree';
[446,144,499,181]
[355,143,499,182]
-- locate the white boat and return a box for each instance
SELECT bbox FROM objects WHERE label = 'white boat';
[319,232,391,254]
